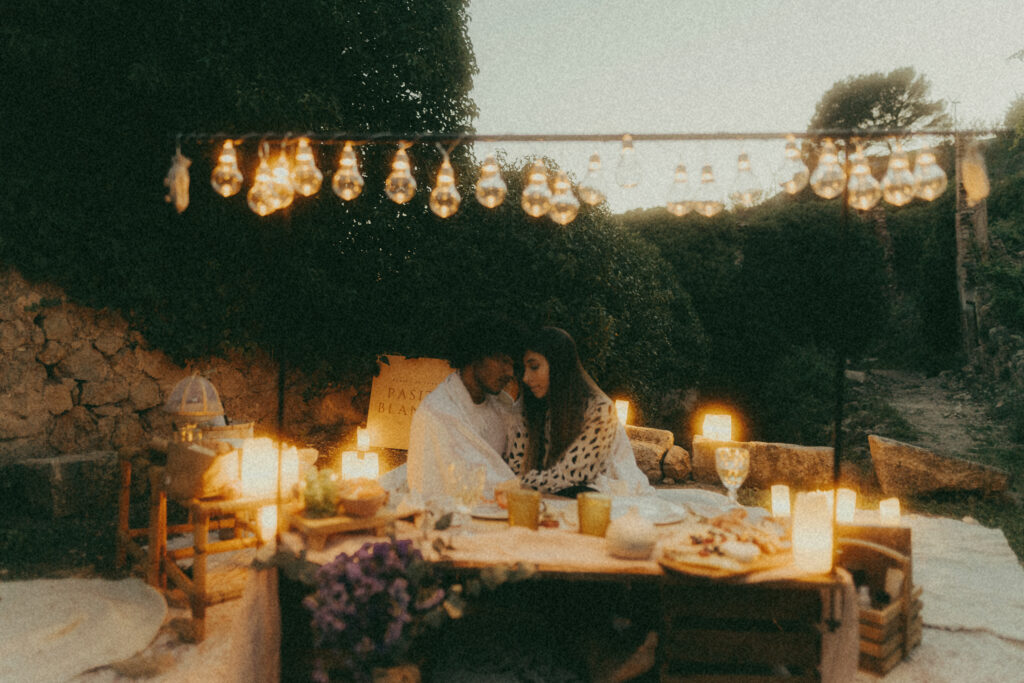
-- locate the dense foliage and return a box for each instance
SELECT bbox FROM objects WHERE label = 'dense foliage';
[808,66,950,134]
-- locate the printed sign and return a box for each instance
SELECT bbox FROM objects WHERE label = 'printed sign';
[365,354,453,450]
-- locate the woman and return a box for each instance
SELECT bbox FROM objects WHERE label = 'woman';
[503,326,621,495]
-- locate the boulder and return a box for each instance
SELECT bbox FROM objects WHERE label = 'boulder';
[868,434,1010,497]
[630,441,664,484]
[625,425,674,454]
[40,309,73,342]
[662,445,691,481]
[128,376,162,411]
[43,379,75,415]
[691,435,834,489]
[36,340,68,366]
[80,376,130,406]
[57,345,109,383]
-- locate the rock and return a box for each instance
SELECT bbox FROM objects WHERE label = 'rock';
[845,370,867,383]
[625,425,674,454]
[57,345,109,383]
[868,434,1010,497]
[94,329,124,356]
[662,445,691,481]
[691,435,834,489]
[129,376,162,411]
[49,406,101,453]
[80,376,130,405]
[40,309,73,342]
[0,348,46,392]
[0,320,30,352]
[630,441,664,484]
[43,379,75,415]
[36,340,68,366]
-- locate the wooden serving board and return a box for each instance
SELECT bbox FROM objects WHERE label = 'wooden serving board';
[658,550,792,579]
[291,509,408,550]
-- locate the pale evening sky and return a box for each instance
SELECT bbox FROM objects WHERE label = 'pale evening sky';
[466,0,1024,212]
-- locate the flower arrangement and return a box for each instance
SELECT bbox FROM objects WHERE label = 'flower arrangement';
[303,539,453,682]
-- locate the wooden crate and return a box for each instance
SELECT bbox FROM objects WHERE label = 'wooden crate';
[836,524,922,676]
[658,576,849,682]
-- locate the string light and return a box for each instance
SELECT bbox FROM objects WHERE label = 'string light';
[290,137,323,197]
[779,136,809,195]
[847,146,882,211]
[578,153,608,206]
[881,141,916,207]
[269,143,295,211]
[429,152,461,218]
[913,147,947,201]
[163,146,191,214]
[693,165,724,217]
[728,153,761,208]
[246,143,276,216]
[210,140,243,198]
[474,153,507,208]
[665,164,692,217]
[385,146,416,204]
[521,160,552,218]
[810,139,846,199]
[548,170,579,225]
[331,142,364,201]
[615,134,641,189]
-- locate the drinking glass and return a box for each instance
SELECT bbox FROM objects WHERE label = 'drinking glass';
[715,447,750,502]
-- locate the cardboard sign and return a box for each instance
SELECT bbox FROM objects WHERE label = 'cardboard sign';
[365,355,453,450]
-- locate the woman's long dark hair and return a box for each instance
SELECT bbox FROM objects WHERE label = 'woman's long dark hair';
[521,327,601,471]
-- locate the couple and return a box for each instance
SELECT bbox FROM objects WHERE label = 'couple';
[395,316,652,501]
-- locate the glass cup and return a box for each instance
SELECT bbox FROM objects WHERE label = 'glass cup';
[508,488,542,530]
[577,492,612,536]
[715,446,750,502]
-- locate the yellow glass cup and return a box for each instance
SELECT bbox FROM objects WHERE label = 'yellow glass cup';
[577,492,612,536]
[508,488,542,530]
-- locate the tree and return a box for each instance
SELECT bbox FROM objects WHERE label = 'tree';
[808,67,950,135]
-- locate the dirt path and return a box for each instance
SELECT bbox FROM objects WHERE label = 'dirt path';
[869,369,999,457]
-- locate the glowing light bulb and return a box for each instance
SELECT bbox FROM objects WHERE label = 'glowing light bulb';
[665,164,692,217]
[881,142,917,206]
[728,153,762,208]
[810,139,846,199]
[246,144,277,216]
[474,153,507,208]
[548,170,579,225]
[210,140,243,198]
[693,165,724,217]
[578,153,608,205]
[290,137,322,197]
[269,145,295,211]
[163,148,191,214]
[331,142,364,201]
[521,160,552,218]
[847,146,882,211]
[429,154,461,218]
[386,147,417,204]
[615,134,641,188]
[779,136,809,195]
[913,147,947,201]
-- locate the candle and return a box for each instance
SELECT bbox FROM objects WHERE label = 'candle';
[771,484,791,518]
[792,491,833,574]
[702,413,732,441]
[836,488,857,523]
[341,450,380,479]
[257,504,278,541]
[879,497,901,525]
[239,437,299,498]
[615,400,630,425]
[357,427,370,451]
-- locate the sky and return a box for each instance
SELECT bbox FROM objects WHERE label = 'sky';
[466,0,1024,212]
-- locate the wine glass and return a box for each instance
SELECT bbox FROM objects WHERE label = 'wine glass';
[715,447,750,503]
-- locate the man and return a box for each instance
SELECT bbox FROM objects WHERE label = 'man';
[401,315,524,499]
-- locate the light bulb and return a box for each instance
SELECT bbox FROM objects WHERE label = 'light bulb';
[548,170,579,225]
[615,134,641,188]
[246,144,276,216]
[578,153,608,205]
[693,165,724,217]
[331,142,364,201]
[386,147,417,204]
[474,153,507,208]
[881,142,916,207]
[665,164,692,216]
[728,153,762,208]
[429,154,461,218]
[163,148,191,214]
[847,147,882,211]
[962,140,990,207]
[520,160,552,218]
[269,145,295,211]
[210,140,243,198]
[779,136,809,195]
[913,147,947,201]
[290,137,322,197]
[810,139,846,199]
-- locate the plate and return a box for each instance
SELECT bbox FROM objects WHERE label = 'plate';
[658,549,792,579]
[470,503,509,520]
[611,496,688,525]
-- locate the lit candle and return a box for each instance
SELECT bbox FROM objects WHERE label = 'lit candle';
[239,437,299,498]
[879,497,901,525]
[792,491,833,574]
[702,414,732,441]
[257,505,278,541]
[615,400,630,425]
[771,484,791,518]
[341,450,380,479]
[357,427,370,451]
[836,488,857,523]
